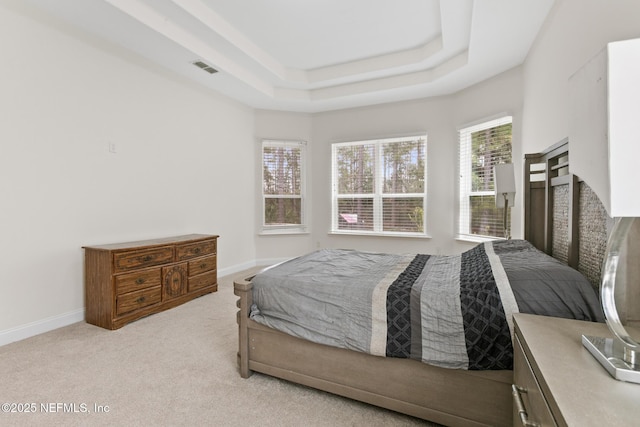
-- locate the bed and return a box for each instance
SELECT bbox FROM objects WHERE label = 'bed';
[234,140,610,426]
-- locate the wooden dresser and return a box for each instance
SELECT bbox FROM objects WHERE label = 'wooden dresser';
[513,313,640,426]
[84,234,218,329]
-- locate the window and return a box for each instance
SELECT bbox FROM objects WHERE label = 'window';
[458,116,512,240]
[332,135,427,236]
[261,139,306,233]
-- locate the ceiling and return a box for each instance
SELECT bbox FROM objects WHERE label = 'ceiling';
[26,0,556,113]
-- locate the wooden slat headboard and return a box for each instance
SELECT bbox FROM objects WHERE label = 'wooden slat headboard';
[524,139,611,290]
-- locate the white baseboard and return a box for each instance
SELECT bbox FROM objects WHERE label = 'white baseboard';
[0,308,85,347]
[217,260,257,278]
[255,257,292,267]
[217,258,290,277]
[1,258,292,347]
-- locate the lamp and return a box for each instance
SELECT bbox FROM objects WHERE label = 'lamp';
[494,163,515,239]
[569,37,640,382]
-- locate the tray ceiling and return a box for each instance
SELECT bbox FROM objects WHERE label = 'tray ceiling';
[25,0,555,112]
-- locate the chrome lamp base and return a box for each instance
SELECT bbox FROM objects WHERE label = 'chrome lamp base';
[583,217,640,384]
[582,335,640,383]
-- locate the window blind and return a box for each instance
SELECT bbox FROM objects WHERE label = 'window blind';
[332,135,427,235]
[262,140,306,231]
[458,117,512,239]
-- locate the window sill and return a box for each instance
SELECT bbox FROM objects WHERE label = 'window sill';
[259,229,309,236]
[455,234,504,244]
[329,230,432,239]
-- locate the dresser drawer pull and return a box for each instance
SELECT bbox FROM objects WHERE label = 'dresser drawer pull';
[136,296,146,304]
[199,263,207,269]
[512,385,540,427]
[194,248,201,254]
[135,278,145,285]
[141,255,154,262]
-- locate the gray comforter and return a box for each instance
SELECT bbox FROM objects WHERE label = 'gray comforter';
[250,240,604,370]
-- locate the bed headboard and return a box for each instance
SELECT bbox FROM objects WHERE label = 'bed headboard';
[524,138,612,291]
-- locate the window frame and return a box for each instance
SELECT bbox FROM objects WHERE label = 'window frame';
[457,116,513,242]
[260,139,307,235]
[331,134,428,238]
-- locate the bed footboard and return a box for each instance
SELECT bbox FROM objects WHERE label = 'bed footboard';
[234,275,254,378]
[233,274,512,426]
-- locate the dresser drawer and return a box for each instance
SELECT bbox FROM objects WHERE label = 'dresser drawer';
[513,335,557,427]
[115,268,161,295]
[176,239,216,261]
[189,270,217,292]
[188,255,216,276]
[116,285,161,316]
[113,246,174,272]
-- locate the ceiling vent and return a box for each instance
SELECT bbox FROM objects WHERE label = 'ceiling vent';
[192,60,218,74]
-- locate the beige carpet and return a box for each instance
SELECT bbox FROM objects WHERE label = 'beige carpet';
[0,270,440,426]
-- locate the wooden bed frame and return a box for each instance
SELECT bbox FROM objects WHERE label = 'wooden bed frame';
[234,139,608,427]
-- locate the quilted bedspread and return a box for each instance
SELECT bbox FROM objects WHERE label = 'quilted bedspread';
[250,240,603,370]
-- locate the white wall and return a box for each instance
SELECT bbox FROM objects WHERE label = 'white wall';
[0,2,256,344]
[522,0,640,155]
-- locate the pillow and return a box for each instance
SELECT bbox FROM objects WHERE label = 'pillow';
[492,240,604,322]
